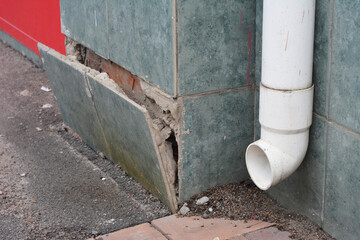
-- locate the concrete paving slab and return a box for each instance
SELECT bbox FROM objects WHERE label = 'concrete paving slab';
[90,223,167,240]
[151,215,274,240]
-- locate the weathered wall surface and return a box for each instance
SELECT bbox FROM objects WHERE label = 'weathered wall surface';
[60,0,174,95]
[177,0,255,95]
[59,0,256,207]
[177,0,256,201]
[46,1,359,239]
[39,45,177,211]
[254,1,360,239]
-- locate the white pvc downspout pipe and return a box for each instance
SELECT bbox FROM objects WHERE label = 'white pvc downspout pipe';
[245,0,316,190]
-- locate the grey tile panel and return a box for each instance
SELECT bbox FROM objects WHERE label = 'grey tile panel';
[107,0,174,95]
[179,89,253,201]
[177,0,256,95]
[324,122,360,240]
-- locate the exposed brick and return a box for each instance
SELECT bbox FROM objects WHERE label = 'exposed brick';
[101,59,144,100]
[84,49,102,71]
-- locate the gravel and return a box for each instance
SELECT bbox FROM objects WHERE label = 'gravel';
[181,181,335,240]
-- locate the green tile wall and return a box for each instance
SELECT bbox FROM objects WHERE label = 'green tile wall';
[324,123,360,240]
[107,0,174,95]
[60,0,108,58]
[179,89,253,201]
[329,0,360,133]
[177,0,256,95]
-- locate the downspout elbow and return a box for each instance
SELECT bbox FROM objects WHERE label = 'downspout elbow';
[246,84,314,190]
[246,128,310,190]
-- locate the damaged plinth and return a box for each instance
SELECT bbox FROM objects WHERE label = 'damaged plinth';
[61,38,181,209]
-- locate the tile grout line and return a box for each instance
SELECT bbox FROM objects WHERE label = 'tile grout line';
[172,0,178,97]
[181,85,252,98]
[105,0,110,59]
[253,88,257,142]
[321,0,334,227]
[314,113,360,138]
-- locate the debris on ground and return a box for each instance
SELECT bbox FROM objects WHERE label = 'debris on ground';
[20,89,31,96]
[35,127,42,131]
[40,86,51,92]
[98,151,105,159]
[41,103,53,109]
[196,196,209,205]
[182,181,335,240]
[179,203,190,215]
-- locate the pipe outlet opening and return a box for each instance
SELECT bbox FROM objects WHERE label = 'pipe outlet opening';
[246,144,272,190]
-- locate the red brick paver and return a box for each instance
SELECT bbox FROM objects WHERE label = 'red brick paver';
[243,226,291,240]
[151,215,274,240]
[91,215,292,240]
[91,223,166,240]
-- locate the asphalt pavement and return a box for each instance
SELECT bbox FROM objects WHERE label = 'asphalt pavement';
[0,40,170,240]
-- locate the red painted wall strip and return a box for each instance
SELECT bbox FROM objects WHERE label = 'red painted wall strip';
[0,0,65,55]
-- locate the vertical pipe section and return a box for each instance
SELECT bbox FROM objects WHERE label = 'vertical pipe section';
[245,0,316,190]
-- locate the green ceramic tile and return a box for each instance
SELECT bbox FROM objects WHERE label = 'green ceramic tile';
[178,0,256,95]
[179,89,253,201]
[87,74,172,208]
[324,123,360,240]
[39,45,109,153]
[313,0,332,117]
[60,0,108,58]
[329,0,360,134]
[268,115,327,225]
[0,30,42,67]
[255,0,263,87]
[107,0,174,95]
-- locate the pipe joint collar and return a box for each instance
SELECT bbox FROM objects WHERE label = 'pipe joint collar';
[259,83,314,132]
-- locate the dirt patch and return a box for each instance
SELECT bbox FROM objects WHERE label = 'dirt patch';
[181,181,334,240]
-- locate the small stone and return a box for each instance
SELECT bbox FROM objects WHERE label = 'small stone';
[35,127,42,132]
[20,173,27,177]
[98,152,104,158]
[203,213,209,219]
[41,104,53,109]
[0,191,2,195]
[213,237,220,240]
[91,230,98,236]
[196,196,209,205]
[101,177,106,181]
[209,207,213,212]
[40,86,51,92]
[20,89,31,96]
[179,203,190,215]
